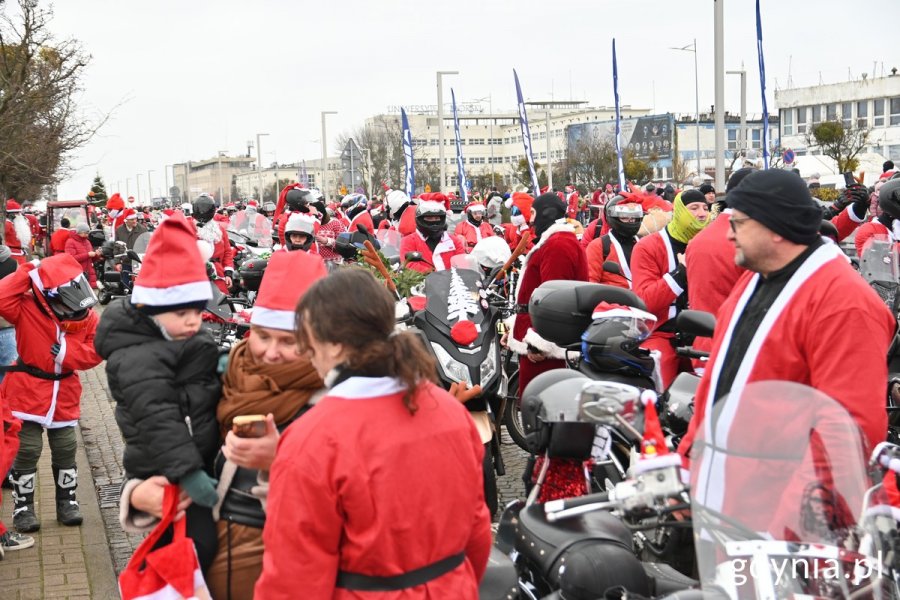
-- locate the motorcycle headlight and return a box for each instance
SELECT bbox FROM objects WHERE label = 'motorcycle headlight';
[431,342,469,384]
[480,341,498,386]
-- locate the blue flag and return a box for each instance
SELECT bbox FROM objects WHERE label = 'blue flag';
[513,69,540,193]
[612,39,626,191]
[401,107,415,197]
[451,89,468,203]
[756,0,769,169]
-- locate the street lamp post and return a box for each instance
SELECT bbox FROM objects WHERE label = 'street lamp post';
[436,70,459,191]
[164,165,171,205]
[320,111,337,199]
[714,0,726,190]
[670,39,702,179]
[256,133,269,202]
[126,178,130,199]
[136,174,142,205]
[147,170,154,205]
[727,69,747,159]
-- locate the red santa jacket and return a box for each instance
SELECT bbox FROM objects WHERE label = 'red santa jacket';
[347,210,375,236]
[566,191,581,218]
[500,223,534,253]
[255,377,492,599]
[854,220,891,258]
[454,219,495,251]
[4,220,25,264]
[580,218,604,249]
[830,205,866,242]
[50,228,70,255]
[678,242,894,472]
[631,227,682,332]
[399,231,466,274]
[684,211,745,357]
[586,234,632,289]
[213,213,230,224]
[507,223,588,359]
[0,264,101,426]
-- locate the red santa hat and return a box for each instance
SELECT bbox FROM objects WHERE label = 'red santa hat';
[632,389,682,473]
[30,253,86,291]
[284,212,316,235]
[131,213,212,312]
[464,201,486,214]
[247,200,259,208]
[506,191,534,216]
[250,251,327,331]
[123,209,138,221]
[6,199,21,212]
[590,302,656,323]
[107,193,125,212]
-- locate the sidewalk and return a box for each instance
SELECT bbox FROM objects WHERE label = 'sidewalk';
[0,365,139,599]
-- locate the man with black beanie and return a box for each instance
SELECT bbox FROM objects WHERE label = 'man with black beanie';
[678,169,895,485]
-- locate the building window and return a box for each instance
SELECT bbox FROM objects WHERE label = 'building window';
[797,107,807,134]
[727,129,737,150]
[891,98,900,126]
[751,129,761,149]
[782,109,793,135]
[812,105,822,125]
[841,102,852,128]
[875,99,885,126]
[857,101,868,128]
[826,103,838,122]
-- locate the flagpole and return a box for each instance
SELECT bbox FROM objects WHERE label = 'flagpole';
[755,0,769,169]
[401,107,415,197]
[513,69,541,193]
[451,89,469,203]
[612,39,626,191]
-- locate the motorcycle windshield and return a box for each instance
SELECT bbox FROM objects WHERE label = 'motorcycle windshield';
[229,211,273,247]
[690,381,894,598]
[423,267,486,333]
[859,234,899,309]
[376,229,401,262]
[449,253,480,272]
[133,232,152,255]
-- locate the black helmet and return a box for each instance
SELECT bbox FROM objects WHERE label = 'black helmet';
[45,273,96,321]
[285,188,312,213]
[415,199,448,236]
[581,306,656,377]
[879,178,900,220]
[192,194,216,225]
[605,195,643,238]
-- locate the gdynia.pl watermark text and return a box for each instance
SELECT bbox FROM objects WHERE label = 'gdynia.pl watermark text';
[731,554,884,586]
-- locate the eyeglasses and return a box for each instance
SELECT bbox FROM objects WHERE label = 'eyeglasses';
[729,216,752,233]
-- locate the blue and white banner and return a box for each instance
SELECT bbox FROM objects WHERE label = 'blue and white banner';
[513,69,541,193]
[401,107,415,197]
[451,89,468,203]
[612,39,626,191]
[756,0,769,169]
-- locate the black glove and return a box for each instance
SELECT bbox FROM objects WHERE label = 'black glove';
[668,264,687,292]
[845,183,870,220]
[50,343,60,357]
[493,225,504,236]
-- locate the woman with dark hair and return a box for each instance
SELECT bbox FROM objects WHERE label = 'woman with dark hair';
[255,268,492,599]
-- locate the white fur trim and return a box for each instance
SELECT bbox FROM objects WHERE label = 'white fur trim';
[527,221,576,257]
[131,279,212,306]
[847,205,866,224]
[119,478,159,533]
[663,273,684,296]
[591,306,657,322]
[197,219,223,244]
[329,376,406,399]
[250,306,294,331]
[523,327,566,360]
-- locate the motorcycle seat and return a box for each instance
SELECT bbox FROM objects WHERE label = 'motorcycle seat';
[642,561,698,595]
[516,503,633,584]
[477,546,518,600]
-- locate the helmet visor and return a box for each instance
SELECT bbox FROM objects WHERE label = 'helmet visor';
[46,274,96,320]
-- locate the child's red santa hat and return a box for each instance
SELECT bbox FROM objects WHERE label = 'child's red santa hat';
[131,213,212,314]
[250,251,327,330]
[464,201,486,214]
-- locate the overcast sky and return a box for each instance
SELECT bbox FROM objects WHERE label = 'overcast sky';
[36,0,895,199]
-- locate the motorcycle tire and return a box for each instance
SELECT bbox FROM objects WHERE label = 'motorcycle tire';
[98,290,112,305]
[502,371,530,452]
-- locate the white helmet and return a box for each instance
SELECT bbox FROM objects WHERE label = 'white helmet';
[471,236,511,270]
[180,202,192,215]
[386,190,412,219]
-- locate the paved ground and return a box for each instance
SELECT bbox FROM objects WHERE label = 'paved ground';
[0,360,531,598]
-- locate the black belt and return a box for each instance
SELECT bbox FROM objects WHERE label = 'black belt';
[1,361,74,381]
[514,303,528,315]
[335,551,465,591]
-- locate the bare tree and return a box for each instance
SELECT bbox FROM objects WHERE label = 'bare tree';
[335,116,406,196]
[804,121,871,172]
[0,0,105,239]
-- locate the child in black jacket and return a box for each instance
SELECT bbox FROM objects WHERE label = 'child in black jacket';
[96,214,221,571]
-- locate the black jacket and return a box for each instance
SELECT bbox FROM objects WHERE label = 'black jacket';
[95,298,221,481]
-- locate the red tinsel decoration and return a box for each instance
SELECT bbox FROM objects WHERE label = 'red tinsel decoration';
[532,456,590,503]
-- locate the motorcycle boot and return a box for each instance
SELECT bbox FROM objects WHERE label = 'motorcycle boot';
[9,469,40,533]
[54,466,82,526]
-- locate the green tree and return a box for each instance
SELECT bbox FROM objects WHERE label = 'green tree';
[89,173,108,205]
[623,151,654,182]
[805,121,871,173]
[512,158,543,190]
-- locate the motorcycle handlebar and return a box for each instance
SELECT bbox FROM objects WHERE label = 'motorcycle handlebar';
[543,491,610,513]
[675,346,709,360]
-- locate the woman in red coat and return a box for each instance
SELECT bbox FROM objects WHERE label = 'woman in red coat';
[63,223,98,288]
[255,269,491,599]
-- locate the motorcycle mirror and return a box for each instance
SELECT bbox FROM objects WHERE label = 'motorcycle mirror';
[577,381,641,428]
[126,250,142,263]
[404,252,424,263]
[602,260,622,276]
[675,310,716,338]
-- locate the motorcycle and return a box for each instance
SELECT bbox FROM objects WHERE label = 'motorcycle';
[403,252,505,517]
[96,232,153,305]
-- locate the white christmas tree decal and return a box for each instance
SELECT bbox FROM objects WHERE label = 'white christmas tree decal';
[447,268,478,322]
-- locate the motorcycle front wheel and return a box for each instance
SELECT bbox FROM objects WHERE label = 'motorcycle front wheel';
[502,370,530,452]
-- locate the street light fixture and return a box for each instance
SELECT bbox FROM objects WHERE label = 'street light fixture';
[147,170,155,205]
[436,70,459,191]
[670,39,702,180]
[320,111,337,199]
[256,133,269,202]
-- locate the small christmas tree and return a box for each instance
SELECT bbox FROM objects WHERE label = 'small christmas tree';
[89,174,108,206]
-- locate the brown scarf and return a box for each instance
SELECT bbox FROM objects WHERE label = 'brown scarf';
[218,339,324,440]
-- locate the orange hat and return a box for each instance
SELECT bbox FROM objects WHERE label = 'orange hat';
[510,192,534,216]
